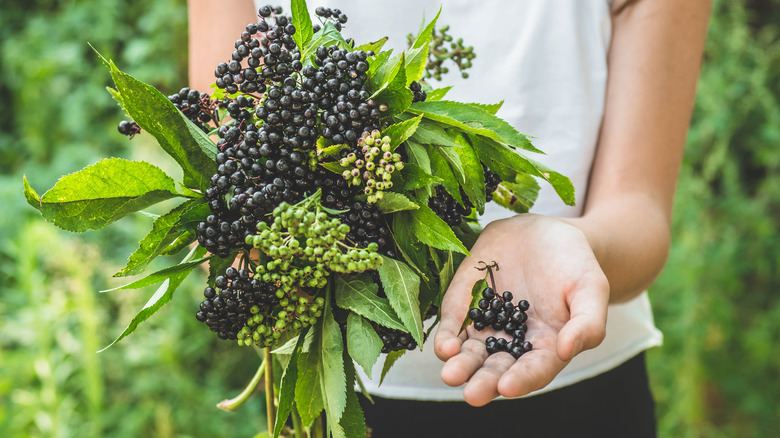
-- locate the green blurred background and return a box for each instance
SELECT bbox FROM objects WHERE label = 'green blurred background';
[1,0,778,436]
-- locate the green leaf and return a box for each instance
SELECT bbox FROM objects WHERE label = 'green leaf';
[318,292,347,426]
[316,136,349,159]
[99,246,207,351]
[108,61,217,191]
[334,275,407,331]
[410,204,470,255]
[369,51,402,94]
[274,328,308,438]
[493,174,541,214]
[337,361,366,438]
[467,101,504,116]
[407,100,541,153]
[115,199,202,277]
[404,7,441,84]
[390,211,430,280]
[426,86,452,101]
[290,0,313,50]
[428,147,463,205]
[439,251,455,302]
[459,278,487,334]
[101,255,211,292]
[295,349,324,427]
[473,136,575,206]
[380,350,406,385]
[399,163,442,191]
[347,312,383,378]
[354,37,388,54]
[435,144,466,184]
[382,115,423,151]
[320,161,348,175]
[374,192,419,213]
[452,134,487,214]
[377,256,424,346]
[372,53,414,116]
[24,158,183,233]
[410,119,462,148]
[301,22,350,64]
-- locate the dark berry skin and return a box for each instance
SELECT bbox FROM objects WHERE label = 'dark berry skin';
[482,287,495,300]
[502,291,513,302]
[518,300,530,311]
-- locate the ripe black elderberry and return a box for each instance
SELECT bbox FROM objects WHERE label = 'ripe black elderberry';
[469,261,533,358]
[195,267,279,340]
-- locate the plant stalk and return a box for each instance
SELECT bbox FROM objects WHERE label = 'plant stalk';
[291,407,304,438]
[265,347,276,434]
[216,360,266,412]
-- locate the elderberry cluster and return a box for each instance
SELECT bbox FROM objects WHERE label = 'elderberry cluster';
[237,294,325,347]
[306,46,379,146]
[410,81,427,103]
[469,287,533,359]
[248,193,383,295]
[341,200,395,258]
[339,129,405,203]
[375,323,418,353]
[313,6,348,32]
[195,266,279,340]
[168,87,217,133]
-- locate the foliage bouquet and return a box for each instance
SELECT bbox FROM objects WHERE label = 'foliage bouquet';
[23,1,573,436]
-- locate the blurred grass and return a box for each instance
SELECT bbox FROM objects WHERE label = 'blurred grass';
[1,0,778,436]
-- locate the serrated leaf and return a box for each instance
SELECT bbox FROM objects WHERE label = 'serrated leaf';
[473,136,575,206]
[354,37,387,54]
[367,49,393,84]
[399,163,442,191]
[410,204,470,255]
[428,147,463,206]
[377,256,424,346]
[439,251,455,300]
[390,211,430,280]
[24,158,183,233]
[467,101,504,116]
[459,278,488,334]
[115,199,201,277]
[101,255,211,292]
[334,275,407,331]
[318,292,347,425]
[274,328,308,438]
[382,114,423,151]
[404,8,441,84]
[347,313,383,378]
[316,136,349,158]
[108,61,217,191]
[410,119,462,148]
[435,144,466,184]
[380,350,406,385]
[426,87,452,101]
[372,53,414,116]
[295,349,324,427]
[407,100,541,153]
[374,192,419,213]
[290,0,313,50]
[493,174,541,214]
[99,246,207,351]
[452,134,487,214]
[338,361,366,438]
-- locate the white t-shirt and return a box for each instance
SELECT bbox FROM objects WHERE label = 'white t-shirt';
[258,0,663,400]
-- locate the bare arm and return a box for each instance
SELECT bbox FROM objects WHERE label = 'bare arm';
[570,0,713,303]
[187,0,257,91]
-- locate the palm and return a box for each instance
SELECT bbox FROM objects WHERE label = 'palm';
[434,214,609,406]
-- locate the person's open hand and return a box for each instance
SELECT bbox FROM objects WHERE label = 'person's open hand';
[433,214,610,406]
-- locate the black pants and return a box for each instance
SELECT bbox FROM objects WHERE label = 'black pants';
[359,353,656,438]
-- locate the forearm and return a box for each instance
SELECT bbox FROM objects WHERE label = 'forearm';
[187,0,257,91]
[563,0,711,303]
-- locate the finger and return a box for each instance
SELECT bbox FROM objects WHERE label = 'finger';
[497,347,567,398]
[462,352,517,407]
[440,338,489,387]
[557,274,609,361]
[434,257,483,361]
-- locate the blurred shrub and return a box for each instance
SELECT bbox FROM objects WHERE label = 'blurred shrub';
[648,0,780,437]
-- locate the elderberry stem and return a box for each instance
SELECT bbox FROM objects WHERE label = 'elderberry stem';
[291,407,304,438]
[216,360,266,412]
[265,348,276,434]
